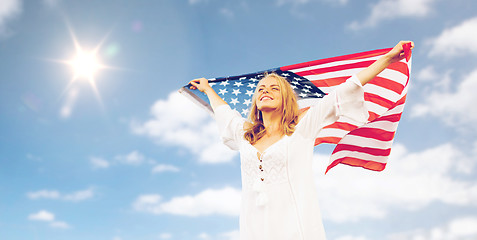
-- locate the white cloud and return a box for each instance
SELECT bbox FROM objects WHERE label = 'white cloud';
[427,17,477,58]
[26,153,43,162]
[92,151,159,169]
[27,188,94,202]
[90,156,110,169]
[387,216,477,240]
[348,0,436,30]
[28,210,71,229]
[50,221,70,229]
[314,143,477,223]
[198,232,211,240]
[152,164,180,174]
[62,189,94,202]
[0,0,21,37]
[28,210,55,221]
[131,91,237,164]
[27,190,60,200]
[219,8,234,19]
[158,233,172,239]
[132,187,241,217]
[415,65,438,82]
[115,150,145,165]
[411,68,477,132]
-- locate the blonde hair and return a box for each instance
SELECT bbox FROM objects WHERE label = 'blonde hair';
[244,72,300,145]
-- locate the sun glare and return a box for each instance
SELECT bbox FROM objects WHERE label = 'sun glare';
[70,50,102,80]
[51,24,118,116]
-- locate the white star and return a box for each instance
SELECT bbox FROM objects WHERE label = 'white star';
[304,85,312,89]
[232,88,241,96]
[239,77,247,80]
[247,82,256,88]
[243,99,252,106]
[209,82,217,87]
[314,92,323,97]
[294,77,302,81]
[281,72,290,77]
[292,81,299,85]
[250,78,258,82]
[291,85,297,89]
[234,81,244,87]
[302,88,310,93]
[299,93,307,98]
[220,80,230,86]
[230,98,239,105]
[246,89,254,96]
[241,108,250,116]
[218,88,228,95]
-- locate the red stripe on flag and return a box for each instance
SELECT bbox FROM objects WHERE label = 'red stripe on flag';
[326,157,387,173]
[368,77,406,94]
[348,128,395,142]
[387,61,410,76]
[365,93,395,109]
[375,113,402,123]
[311,77,348,88]
[368,111,379,121]
[280,48,392,71]
[322,122,358,131]
[395,94,407,105]
[333,144,392,157]
[295,60,374,76]
[315,137,342,145]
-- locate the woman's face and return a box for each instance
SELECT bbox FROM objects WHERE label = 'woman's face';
[255,76,282,112]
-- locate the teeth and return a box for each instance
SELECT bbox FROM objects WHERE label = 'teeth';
[261,96,272,101]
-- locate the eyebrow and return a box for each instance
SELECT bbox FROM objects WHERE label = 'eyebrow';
[258,84,280,88]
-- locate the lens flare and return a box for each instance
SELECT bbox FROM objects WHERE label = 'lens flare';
[70,50,102,80]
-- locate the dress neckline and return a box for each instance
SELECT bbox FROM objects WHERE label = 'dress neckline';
[251,135,288,156]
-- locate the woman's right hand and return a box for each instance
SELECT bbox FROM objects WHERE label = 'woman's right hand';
[189,78,228,109]
[189,78,212,93]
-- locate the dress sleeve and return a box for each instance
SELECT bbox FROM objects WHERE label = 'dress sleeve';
[296,75,369,139]
[213,105,246,151]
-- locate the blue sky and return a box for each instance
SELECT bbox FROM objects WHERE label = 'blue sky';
[1,0,477,239]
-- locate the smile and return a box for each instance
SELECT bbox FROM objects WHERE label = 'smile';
[260,96,273,101]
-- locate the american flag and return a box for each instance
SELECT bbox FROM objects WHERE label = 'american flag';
[179,46,412,173]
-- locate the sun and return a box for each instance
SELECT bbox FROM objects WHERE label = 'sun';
[69,49,103,80]
[53,26,114,107]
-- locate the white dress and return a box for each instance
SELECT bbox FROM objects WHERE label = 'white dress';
[213,75,369,240]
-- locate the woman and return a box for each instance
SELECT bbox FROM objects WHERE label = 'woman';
[189,41,414,240]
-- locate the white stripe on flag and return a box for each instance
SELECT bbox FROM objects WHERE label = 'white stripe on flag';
[329,150,389,164]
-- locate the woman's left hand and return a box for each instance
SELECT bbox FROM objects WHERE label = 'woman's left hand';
[385,41,415,63]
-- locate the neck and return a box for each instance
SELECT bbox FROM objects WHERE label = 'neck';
[261,109,283,136]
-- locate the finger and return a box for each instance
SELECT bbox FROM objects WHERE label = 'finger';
[190,81,199,87]
[189,79,200,84]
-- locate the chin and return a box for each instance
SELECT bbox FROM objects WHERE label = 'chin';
[258,104,279,112]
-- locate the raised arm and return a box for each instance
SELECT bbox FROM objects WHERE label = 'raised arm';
[357,41,414,86]
[189,78,228,111]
